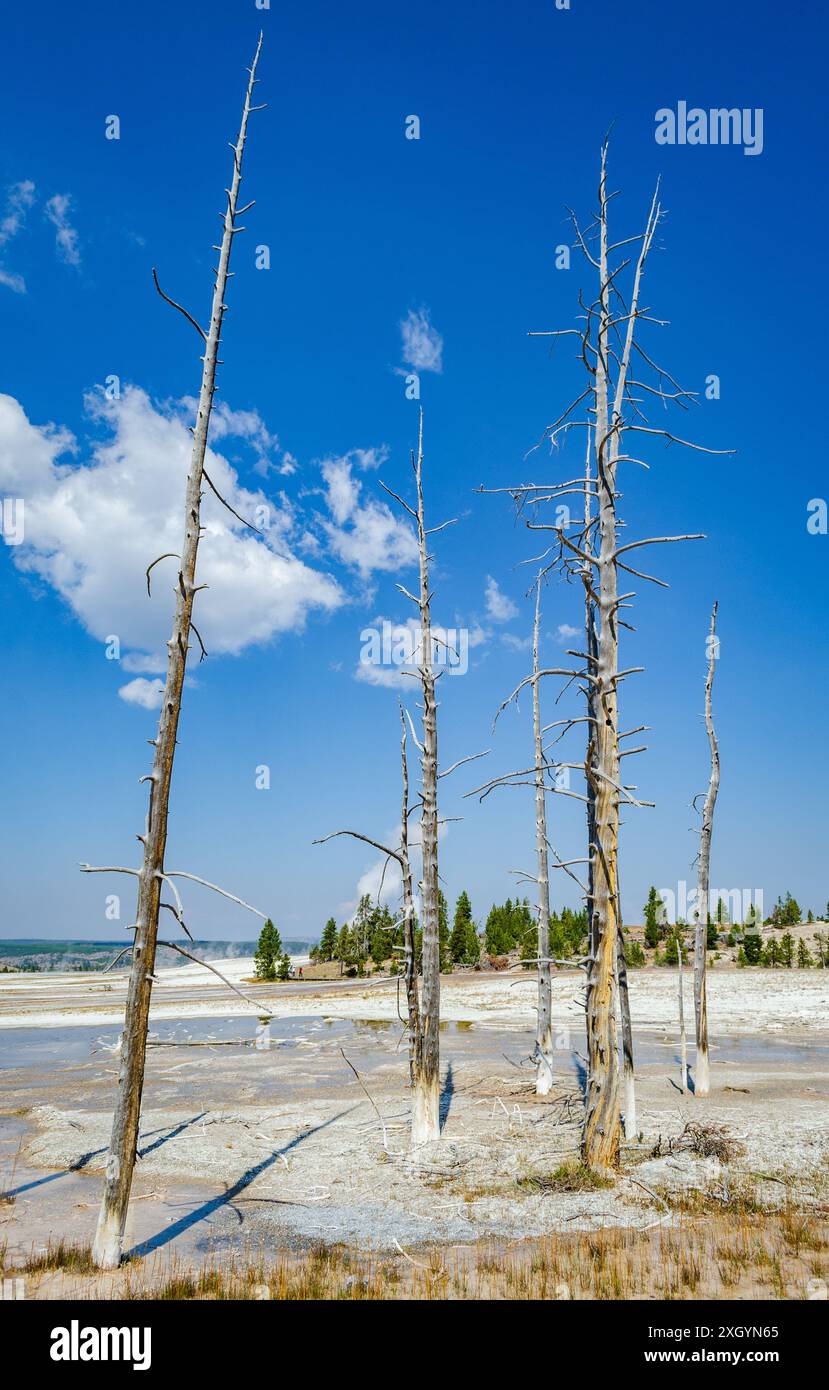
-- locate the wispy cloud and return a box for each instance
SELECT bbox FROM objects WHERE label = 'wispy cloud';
[399,307,443,374]
[485,575,518,623]
[319,450,416,577]
[44,194,81,267]
[0,181,36,292]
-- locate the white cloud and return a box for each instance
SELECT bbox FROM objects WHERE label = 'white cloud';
[0,387,344,673]
[0,181,36,293]
[501,632,532,652]
[44,194,81,268]
[399,308,443,374]
[118,677,164,710]
[556,623,579,643]
[320,454,417,577]
[485,575,518,623]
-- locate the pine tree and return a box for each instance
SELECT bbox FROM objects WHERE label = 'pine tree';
[664,926,686,967]
[626,940,646,967]
[254,919,281,981]
[277,952,291,981]
[449,891,474,964]
[319,917,338,962]
[780,932,795,967]
[521,920,538,969]
[644,886,663,949]
[743,931,762,965]
[797,938,814,968]
[335,923,351,973]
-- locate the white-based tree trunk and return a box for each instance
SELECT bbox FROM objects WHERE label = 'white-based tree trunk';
[677,929,687,1092]
[532,580,554,1095]
[410,416,441,1145]
[694,601,720,1097]
[90,37,264,1269]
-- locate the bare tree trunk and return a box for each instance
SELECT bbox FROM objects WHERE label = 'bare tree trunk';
[582,149,621,1171]
[399,706,421,1086]
[411,415,441,1145]
[677,930,687,1092]
[584,428,635,1137]
[583,149,661,1171]
[583,438,599,970]
[532,580,554,1095]
[694,601,720,1097]
[91,37,263,1269]
[616,903,637,1137]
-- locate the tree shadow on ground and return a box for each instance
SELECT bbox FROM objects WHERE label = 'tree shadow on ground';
[126,1108,354,1260]
[439,1062,454,1130]
[2,1112,209,1201]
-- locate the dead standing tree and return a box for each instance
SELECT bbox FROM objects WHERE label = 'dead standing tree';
[583,430,637,1137]
[318,414,477,1145]
[693,600,720,1097]
[529,578,554,1093]
[380,412,450,1144]
[480,144,730,1168]
[83,37,267,1268]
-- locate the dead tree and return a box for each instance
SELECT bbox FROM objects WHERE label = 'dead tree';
[480,143,730,1168]
[84,37,266,1268]
[676,926,688,1092]
[319,414,475,1145]
[694,601,720,1097]
[398,707,421,1081]
[615,895,637,1136]
[530,579,554,1093]
[583,430,636,1137]
[381,413,442,1144]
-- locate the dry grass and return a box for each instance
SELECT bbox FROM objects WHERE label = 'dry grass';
[5,1203,826,1300]
[16,1239,98,1274]
[518,1161,614,1194]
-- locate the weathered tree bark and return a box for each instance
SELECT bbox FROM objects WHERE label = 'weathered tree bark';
[677,929,687,1092]
[583,428,636,1138]
[582,149,622,1171]
[616,901,637,1137]
[90,36,264,1269]
[399,706,421,1086]
[583,150,664,1170]
[410,414,441,1146]
[531,580,554,1095]
[694,600,720,1097]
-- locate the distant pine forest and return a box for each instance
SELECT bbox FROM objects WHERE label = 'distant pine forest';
[0,939,313,973]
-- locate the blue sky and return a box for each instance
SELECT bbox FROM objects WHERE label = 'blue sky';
[1,0,826,940]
